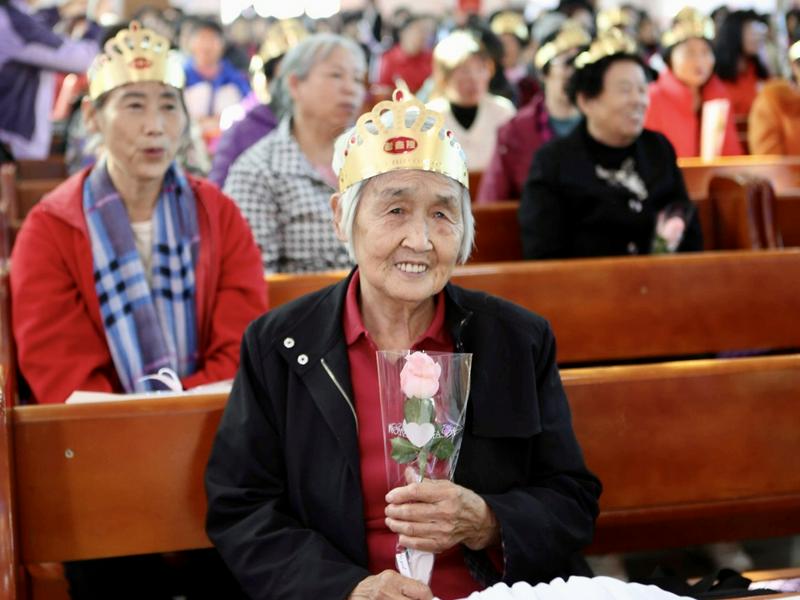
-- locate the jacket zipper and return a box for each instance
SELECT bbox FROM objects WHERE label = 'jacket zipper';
[320,357,359,432]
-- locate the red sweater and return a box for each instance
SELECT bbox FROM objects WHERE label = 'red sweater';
[11,168,268,403]
[644,68,743,158]
[342,271,484,599]
[378,45,433,93]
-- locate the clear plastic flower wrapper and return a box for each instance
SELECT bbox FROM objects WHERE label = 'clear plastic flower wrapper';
[377,350,473,586]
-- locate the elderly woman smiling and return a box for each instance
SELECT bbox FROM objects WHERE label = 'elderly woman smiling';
[205,90,601,600]
[519,30,704,259]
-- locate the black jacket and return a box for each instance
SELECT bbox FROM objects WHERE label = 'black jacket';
[205,274,601,599]
[519,121,703,259]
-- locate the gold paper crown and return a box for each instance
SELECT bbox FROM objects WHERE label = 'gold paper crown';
[490,12,529,42]
[790,39,800,63]
[88,21,184,100]
[661,8,715,49]
[574,29,639,70]
[534,21,592,71]
[596,7,635,34]
[433,30,484,72]
[338,88,468,193]
[249,19,309,104]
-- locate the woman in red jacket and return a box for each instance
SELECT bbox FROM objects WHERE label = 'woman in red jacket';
[12,22,267,408]
[11,20,266,599]
[644,8,743,158]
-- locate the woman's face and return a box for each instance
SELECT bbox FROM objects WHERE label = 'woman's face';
[671,38,715,89]
[446,54,492,106]
[579,59,649,147]
[85,81,187,184]
[500,33,522,69]
[290,45,366,134]
[742,20,764,56]
[340,170,464,307]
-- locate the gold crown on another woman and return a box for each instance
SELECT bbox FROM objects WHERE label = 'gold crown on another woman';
[88,21,184,100]
[661,7,715,50]
[338,88,468,193]
[490,12,529,43]
[534,21,592,71]
[433,30,484,71]
[596,7,635,34]
[249,19,309,103]
[574,29,638,70]
[790,40,800,63]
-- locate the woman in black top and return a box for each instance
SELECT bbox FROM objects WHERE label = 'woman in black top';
[519,30,703,259]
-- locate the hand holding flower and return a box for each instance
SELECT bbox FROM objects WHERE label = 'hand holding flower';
[384,468,500,553]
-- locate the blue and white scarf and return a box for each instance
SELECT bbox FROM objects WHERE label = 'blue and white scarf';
[83,160,200,392]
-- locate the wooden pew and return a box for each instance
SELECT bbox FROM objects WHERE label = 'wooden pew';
[678,155,800,201]
[0,164,61,230]
[266,250,800,365]
[12,394,225,566]
[568,354,800,553]
[0,269,20,599]
[708,174,783,249]
[14,158,67,181]
[3,354,798,596]
[470,201,522,262]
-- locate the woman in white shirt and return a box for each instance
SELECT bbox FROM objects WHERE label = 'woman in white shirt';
[426,30,516,172]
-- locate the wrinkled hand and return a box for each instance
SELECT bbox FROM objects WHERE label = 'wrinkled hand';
[348,570,433,600]
[384,469,500,553]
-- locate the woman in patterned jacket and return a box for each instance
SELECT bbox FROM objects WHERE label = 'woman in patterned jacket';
[224,33,366,273]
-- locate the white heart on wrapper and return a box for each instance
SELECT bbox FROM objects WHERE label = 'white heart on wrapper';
[403,420,435,448]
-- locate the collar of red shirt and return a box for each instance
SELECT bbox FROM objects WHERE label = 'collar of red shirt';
[342,269,450,348]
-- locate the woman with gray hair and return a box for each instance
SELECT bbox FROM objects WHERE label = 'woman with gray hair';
[205,89,601,600]
[224,32,366,273]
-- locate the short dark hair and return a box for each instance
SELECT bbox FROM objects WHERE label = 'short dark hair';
[190,17,224,39]
[566,53,645,104]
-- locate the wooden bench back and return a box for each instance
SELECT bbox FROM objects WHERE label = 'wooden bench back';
[14,158,67,181]
[13,394,225,564]
[6,354,799,571]
[0,268,20,598]
[0,164,61,229]
[266,250,800,364]
[678,155,800,200]
[709,174,783,250]
[569,354,800,552]
[470,201,522,262]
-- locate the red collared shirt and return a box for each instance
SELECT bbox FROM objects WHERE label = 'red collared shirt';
[342,270,482,599]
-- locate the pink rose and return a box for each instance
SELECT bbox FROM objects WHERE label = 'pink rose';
[657,214,686,252]
[400,352,441,399]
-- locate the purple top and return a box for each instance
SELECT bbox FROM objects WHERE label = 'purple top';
[208,103,278,188]
[0,0,101,158]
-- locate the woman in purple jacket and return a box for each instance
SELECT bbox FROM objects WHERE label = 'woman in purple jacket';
[0,0,102,159]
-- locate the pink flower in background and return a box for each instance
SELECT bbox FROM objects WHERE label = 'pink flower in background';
[400,352,441,399]
[656,214,686,252]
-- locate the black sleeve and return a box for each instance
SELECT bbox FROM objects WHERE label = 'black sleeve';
[518,145,570,259]
[205,329,370,600]
[480,324,602,583]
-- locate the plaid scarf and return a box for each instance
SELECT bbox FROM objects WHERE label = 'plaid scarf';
[83,160,200,392]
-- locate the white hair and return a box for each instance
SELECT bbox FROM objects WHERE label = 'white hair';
[270,33,366,120]
[332,115,475,264]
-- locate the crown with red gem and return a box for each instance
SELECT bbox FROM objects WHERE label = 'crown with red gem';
[337,87,469,193]
[88,21,185,100]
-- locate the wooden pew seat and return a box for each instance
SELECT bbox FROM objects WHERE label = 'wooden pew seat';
[266,250,800,365]
[12,394,225,565]
[569,354,800,553]
[3,353,798,593]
